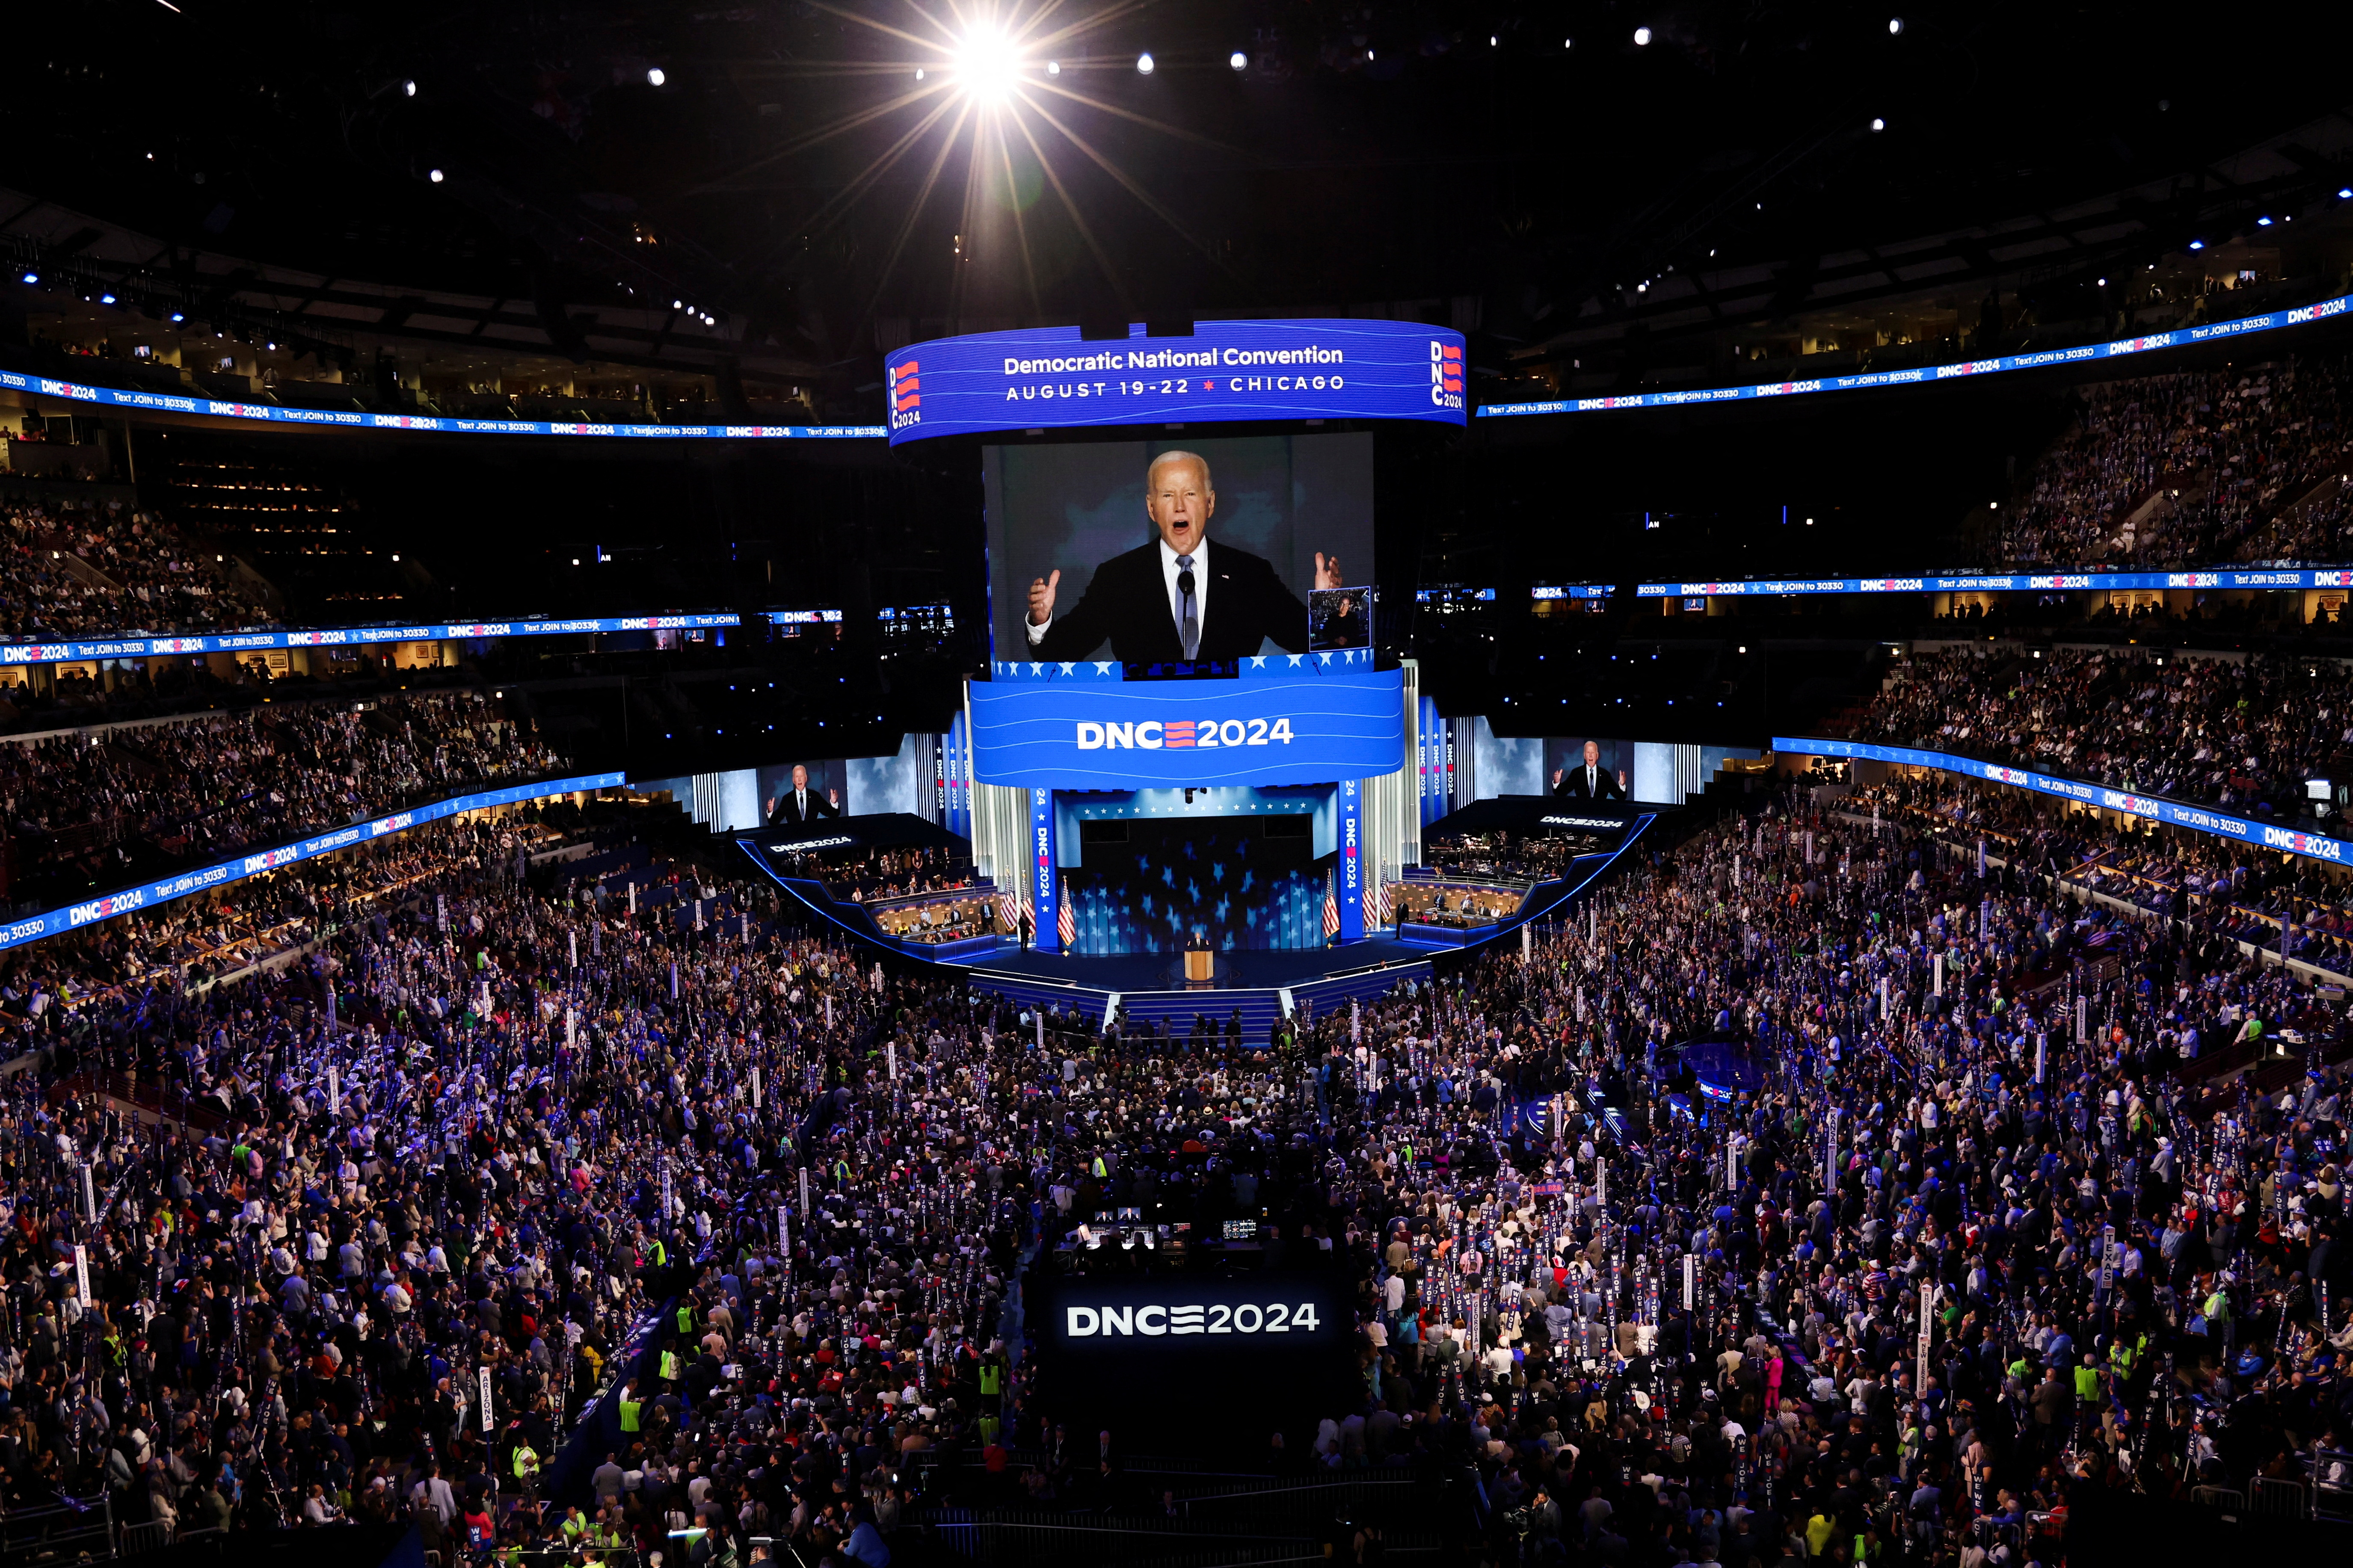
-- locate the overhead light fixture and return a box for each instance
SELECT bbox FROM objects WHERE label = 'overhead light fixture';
[100,293,115,305]
[403,79,417,97]
[647,67,666,86]
[1047,60,1060,75]
[2258,216,2273,226]
[1634,27,1652,44]
[1230,50,1247,71]
[429,168,445,183]
[954,27,1019,101]
[2341,188,2353,199]
[170,312,184,322]
[1888,17,1905,34]
[19,272,35,284]
[1870,117,1886,131]
[2189,240,2205,250]
[1136,51,1154,74]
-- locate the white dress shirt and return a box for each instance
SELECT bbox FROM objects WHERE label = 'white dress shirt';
[1026,537,1209,649]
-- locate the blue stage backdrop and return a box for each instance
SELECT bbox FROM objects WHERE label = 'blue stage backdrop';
[1058,787,1335,954]
[1065,816,1328,954]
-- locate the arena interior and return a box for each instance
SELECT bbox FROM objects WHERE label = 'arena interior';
[5,6,2353,1567]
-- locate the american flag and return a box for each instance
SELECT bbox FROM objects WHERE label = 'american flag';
[1057,879,1076,948]
[997,884,1024,934]
[1322,871,1340,939]
[1368,867,1392,929]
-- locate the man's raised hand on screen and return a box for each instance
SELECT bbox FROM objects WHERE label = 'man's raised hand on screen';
[1313,553,1342,592]
[1028,569,1060,626]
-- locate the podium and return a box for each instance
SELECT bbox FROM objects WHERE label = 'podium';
[1183,949,1214,982]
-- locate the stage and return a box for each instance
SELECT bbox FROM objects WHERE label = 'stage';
[732,804,1664,1042]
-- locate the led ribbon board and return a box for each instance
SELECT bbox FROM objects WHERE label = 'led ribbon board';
[1638,569,2352,597]
[0,613,740,669]
[969,652,1405,789]
[1776,736,2351,865]
[1480,293,2352,418]
[0,367,881,439]
[883,319,1467,444]
[0,770,625,953]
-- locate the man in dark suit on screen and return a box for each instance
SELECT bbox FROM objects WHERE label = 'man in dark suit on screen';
[1022,450,1344,663]
[1552,741,1627,801]
[766,764,840,825]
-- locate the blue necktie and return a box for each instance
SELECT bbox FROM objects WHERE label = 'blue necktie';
[1175,554,1199,660]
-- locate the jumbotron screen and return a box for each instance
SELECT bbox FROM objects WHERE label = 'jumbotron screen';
[982,433,1373,667]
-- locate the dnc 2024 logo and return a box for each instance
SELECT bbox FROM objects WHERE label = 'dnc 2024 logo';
[889,359,920,431]
[1431,341,1463,410]
[1074,717,1297,750]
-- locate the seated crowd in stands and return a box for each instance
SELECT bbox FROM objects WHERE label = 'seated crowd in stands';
[0,499,279,642]
[1421,829,1603,885]
[1987,355,2353,567]
[0,725,2347,1564]
[779,845,978,902]
[1839,645,2353,820]
[0,689,563,914]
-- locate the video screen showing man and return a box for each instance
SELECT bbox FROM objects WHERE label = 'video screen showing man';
[985,434,1374,666]
[1552,741,1627,801]
[765,764,840,825]
[1309,586,1371,650]
[1022,450,1342,663]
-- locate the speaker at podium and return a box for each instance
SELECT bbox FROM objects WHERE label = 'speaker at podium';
[1183,929,1215,984]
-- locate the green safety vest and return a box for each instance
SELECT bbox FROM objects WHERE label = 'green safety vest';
[619,1398,642,1432]
[659,1350,680,1382]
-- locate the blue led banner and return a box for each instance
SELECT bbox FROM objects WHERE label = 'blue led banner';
[1775,736,2349,866]
[1638,569,2347,598]
[969,665,1406,789]
[1338,778,1365,941]
[883,319,1466,444]
[1483,293,2352,420]
[0,770,625,953]
[0,612,739,670]
[0,367,881,440]
[1029,786,1060,955]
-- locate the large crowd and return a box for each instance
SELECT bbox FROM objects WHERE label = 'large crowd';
[0,689,565,916]
[0,743,2346,1568]
[1987,357,2353,568]
[0,499,279,644]
[1837,645,2353,822]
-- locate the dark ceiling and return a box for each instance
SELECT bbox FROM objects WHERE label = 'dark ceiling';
[12,0,2353,397]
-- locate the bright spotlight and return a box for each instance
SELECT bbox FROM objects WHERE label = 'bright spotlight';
[1870,117,1886,131]
[19,272,35,285]
[1888,17,1905,34]
[402,79,417,97]
[1047,60,1060,75]
[1136,51,1154,74]
[647,67,666,87]
[429,168,445,183]
[2188,240,2205,250]
[169,312,184,322]
[1634,26,1652,44]
[101,293,116,305]
[954,28,1019,101]
[1230,50,1247,71]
